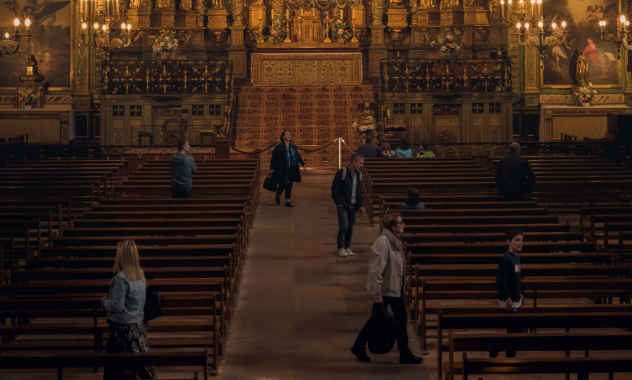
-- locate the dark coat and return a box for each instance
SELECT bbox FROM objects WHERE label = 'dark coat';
[331,167,364,211]
[270,142,305,184]
[357,143,379,159]
[495,152,536,197]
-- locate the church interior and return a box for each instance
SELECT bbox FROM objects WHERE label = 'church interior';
[2,0,632,378]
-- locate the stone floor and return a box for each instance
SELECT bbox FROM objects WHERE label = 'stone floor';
[217,168,430,380]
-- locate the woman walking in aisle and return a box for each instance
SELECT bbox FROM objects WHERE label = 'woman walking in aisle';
[270,130,306,207]
[102,240,156,379]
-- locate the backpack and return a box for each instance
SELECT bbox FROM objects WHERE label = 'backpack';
[144,285,165,321]
[367,302,398,355]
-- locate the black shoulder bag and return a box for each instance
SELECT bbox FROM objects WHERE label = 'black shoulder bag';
[144,285,165,321]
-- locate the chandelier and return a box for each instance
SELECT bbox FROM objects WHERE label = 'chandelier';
[599,15,632,58]
[79,0,132,56]
[500,0,567,53]
[0,18,32,56]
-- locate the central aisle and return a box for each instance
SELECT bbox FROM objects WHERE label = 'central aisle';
[219,168,431,379]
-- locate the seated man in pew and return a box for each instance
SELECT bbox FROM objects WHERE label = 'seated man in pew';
[495,143,535,198]
[397,187,425,210]
[491,228,525,358]
[170,139,197,198]
[102,240,156,379]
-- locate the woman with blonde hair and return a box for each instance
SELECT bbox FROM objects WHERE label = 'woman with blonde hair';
[102,239,156,379]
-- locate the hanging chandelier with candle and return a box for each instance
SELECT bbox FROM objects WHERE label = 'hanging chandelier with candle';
[79,0,132,54]
[599,15,632,58]
[0,18,32,56]
[499,0,567,53]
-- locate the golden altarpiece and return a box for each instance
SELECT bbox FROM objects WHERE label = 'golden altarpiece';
[1,0,631,160]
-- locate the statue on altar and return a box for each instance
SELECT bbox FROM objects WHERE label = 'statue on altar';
[155,0,175,10]
[576,53,588,84]
[180,0,193,10]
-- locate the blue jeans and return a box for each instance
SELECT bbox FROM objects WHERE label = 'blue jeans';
[336,205,356,249]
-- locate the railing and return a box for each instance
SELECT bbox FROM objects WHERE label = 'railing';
[8,134,28,145]
[380,58,512,93]
[101,60,232,95]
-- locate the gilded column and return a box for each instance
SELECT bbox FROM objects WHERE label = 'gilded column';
[229,0,247,78]
[369,0,387,78]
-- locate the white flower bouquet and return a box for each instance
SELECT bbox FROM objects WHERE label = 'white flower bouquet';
[431,26,462,55]
[352,115,376,138]
[574,82,597,105]
[149,29,179,59]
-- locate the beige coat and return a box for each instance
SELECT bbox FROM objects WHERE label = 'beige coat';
[367,229,406,298]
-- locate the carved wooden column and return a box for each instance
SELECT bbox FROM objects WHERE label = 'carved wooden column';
[369,0,387,78]
[229,0,247,79]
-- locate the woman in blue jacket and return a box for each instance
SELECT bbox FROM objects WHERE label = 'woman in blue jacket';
[394,138,413,158]
[102,240,156,379]
[270,130,306,207]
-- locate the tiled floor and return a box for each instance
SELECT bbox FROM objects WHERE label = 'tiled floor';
[217,168,430,380]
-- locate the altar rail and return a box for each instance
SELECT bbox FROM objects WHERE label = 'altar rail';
[380,58,512,94]
[101,60,232,95]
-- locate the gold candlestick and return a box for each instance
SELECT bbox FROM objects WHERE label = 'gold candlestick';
[351,22,358,42]
[324,17,332,42]
[284,19,291,42]
[257,18,264,43]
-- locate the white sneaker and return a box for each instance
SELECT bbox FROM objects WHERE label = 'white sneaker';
[345,248,355,256]
[337,248,348,257]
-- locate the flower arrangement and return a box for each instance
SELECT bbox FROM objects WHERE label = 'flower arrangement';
[267,14,288,44]
[574,82,597,105]
[18,88,36,106]
[328,15,353,43]
[149,29,179,59]
[431,26,462,54]
[352,113,377,138]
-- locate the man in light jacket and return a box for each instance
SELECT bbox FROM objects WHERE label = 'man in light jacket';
[350,213,423,364]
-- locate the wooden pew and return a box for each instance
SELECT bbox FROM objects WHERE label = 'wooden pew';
[436,311,632,379]
[447,331,632,379]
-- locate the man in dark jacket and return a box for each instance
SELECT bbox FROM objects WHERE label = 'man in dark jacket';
[495,143,536,197]
[170,139,197,198]
[331,154,365,257]
[357,136,379,159]
[491,228,525,358]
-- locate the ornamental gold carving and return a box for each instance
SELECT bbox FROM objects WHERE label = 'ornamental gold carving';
[231,0,244,25]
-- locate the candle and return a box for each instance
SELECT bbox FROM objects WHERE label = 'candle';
[13,18,18,34]
[286,9,289,19]
[500,0,504,19]
[25,18,30,33]
[530,0,534,16]
[537,0,541,16]
[259,9,262,21]
[5,32,9,39]
[386,108,391,118]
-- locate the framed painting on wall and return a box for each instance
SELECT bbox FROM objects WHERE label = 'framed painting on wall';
[0,0,71,90]
[540,0,622,88]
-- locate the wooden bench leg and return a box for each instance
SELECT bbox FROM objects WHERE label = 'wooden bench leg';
[58,367,63,380]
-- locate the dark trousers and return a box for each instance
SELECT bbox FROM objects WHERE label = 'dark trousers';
[171,186,193,198]
[276,181,293,199]
[490,309,523,358]
[353,295,411,356]
[336,206,356,249]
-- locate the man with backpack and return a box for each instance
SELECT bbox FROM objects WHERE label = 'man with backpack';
[331,154,365,257]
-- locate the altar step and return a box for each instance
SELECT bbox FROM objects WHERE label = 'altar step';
[232,84,378,168]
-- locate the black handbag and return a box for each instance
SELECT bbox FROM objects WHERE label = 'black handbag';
[367,302,397,354]
[144,285,164,321]
[263,176,277,192]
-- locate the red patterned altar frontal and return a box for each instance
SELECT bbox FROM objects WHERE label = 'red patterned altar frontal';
[251,53,362,87]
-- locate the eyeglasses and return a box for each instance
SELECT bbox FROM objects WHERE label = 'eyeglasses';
[396,222,405,226]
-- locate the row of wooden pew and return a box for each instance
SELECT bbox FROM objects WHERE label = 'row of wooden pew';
[362,155,632,379]
[0,158,260,379]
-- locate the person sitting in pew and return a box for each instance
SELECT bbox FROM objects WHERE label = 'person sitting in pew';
[394,138,413,158]
[357,135,380,158]
[170,139,197,198]
[102,240,156,380]
[491,229,525,359]
[416,143,435,158]
[351,213,423,365]
[397,187,425,210]
[379,142,395,158]
[495,142,535,198]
